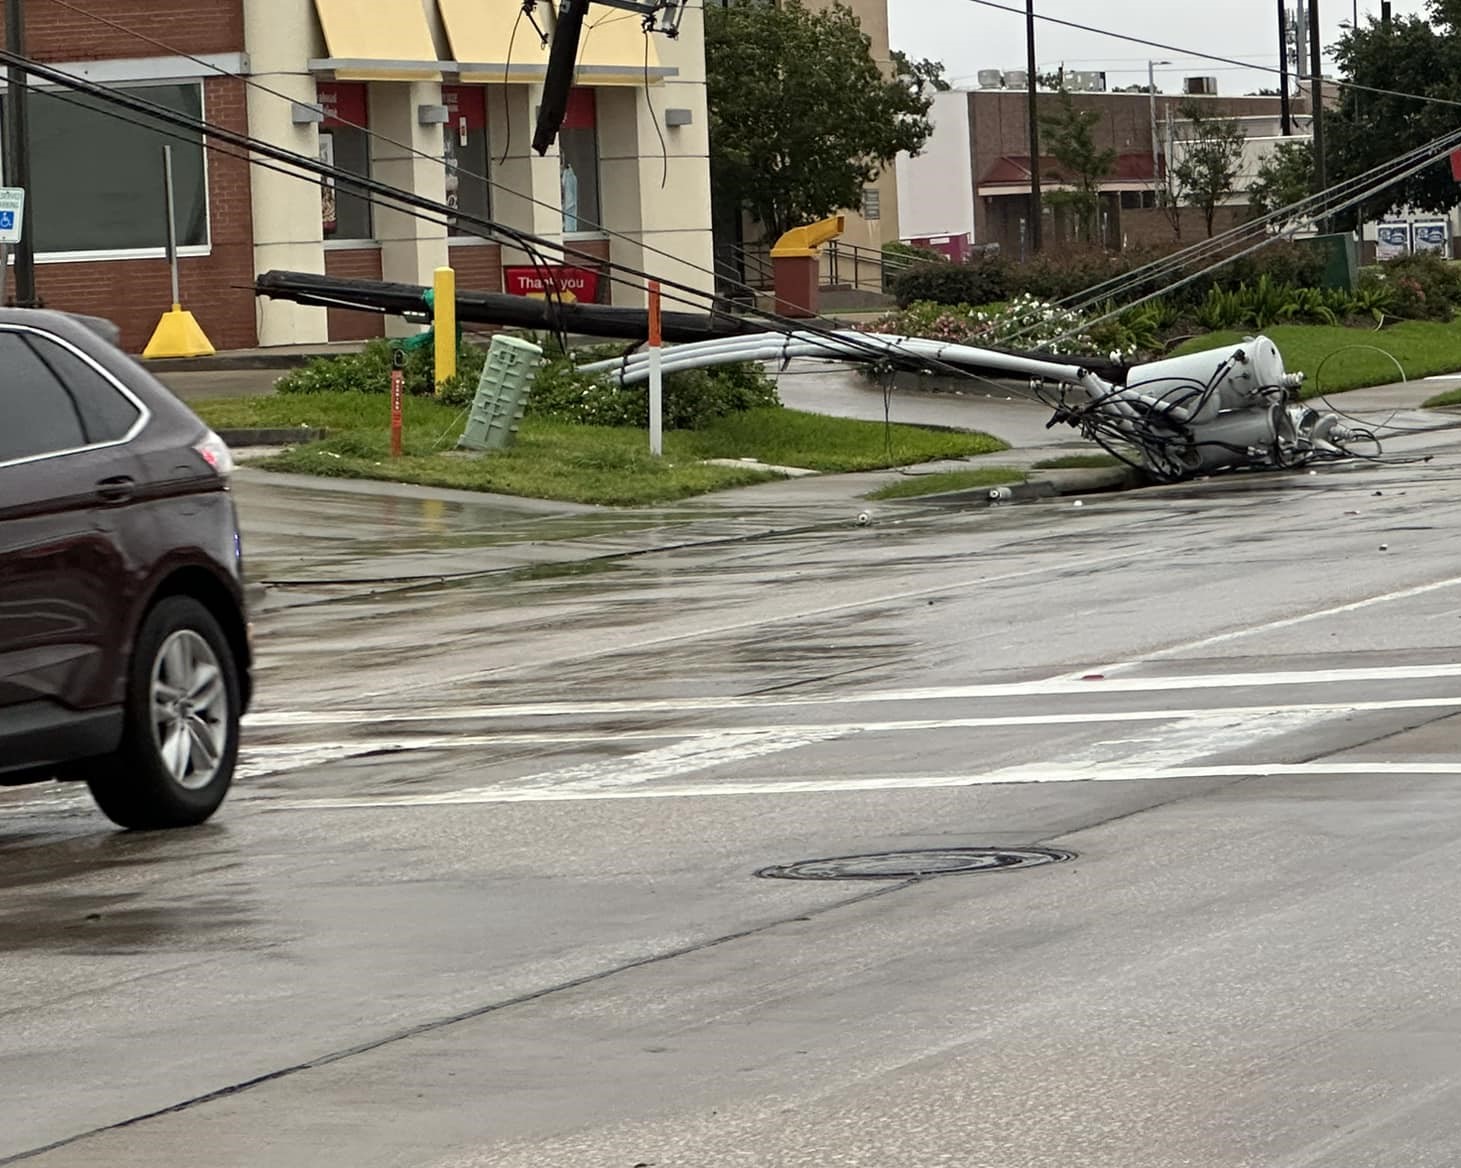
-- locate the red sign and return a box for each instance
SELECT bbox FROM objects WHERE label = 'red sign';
[1451,148,1461,183]
[505,265,600,303]
[442,85,486,131]
[562,87,596,131]
[317,82,368,129]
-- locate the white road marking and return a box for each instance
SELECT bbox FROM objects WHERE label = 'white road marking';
[1094,575,1461,674]
[238,695,1461,786]
[245,662,1461,729]
[263,762,1461,808]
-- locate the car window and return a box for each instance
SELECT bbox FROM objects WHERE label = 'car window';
[0,331,87,462]
[25,333,141,445]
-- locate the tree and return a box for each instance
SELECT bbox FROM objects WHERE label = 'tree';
[1325,3,1461,228]
[1038,87,1117,243]
[705,0,945,241]
[1248,139,1315,225]
[1171,100,1246,237]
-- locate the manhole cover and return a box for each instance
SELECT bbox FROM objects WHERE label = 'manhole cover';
[756,847,1075,881]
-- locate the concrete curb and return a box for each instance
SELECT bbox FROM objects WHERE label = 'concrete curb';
[885,464,1147,508]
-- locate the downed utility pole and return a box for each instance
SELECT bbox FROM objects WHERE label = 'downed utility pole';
[254,270,1131,383]
[254,270,759,345]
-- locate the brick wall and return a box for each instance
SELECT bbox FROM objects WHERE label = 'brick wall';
[3,2,256,351]
[29,74,257,352]
[447,243,503,295]
[323,248,385,342]
[1,0,244,59]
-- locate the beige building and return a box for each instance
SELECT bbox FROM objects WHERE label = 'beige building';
[5,0,715,351]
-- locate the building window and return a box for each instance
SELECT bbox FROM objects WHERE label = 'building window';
[861,187,881,220]
[442,85,490,236]
[318,82,373,241]
[1119,190,1157,210]
[0,82,207,255]
[559,88,601,234]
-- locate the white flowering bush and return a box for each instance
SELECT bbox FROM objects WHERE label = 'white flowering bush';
[860,295,1121,358]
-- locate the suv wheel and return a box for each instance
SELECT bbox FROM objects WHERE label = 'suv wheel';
[87,596,241,830]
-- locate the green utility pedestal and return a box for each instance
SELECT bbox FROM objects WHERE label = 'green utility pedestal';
[458,334,543,452]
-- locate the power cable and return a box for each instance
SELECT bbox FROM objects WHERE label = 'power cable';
[0,45,1036,401]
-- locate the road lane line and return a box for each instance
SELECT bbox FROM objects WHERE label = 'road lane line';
[237,697,1461,780]
[244,663,1461,728]
[1093,574,1461,674]
[262,762,1461,808]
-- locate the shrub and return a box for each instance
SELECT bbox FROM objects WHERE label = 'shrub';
[1363,252,1461,321]
[276,336,486,403]
[891,257,1010,308]
[861,294,1111,358]
[525,358,781,429]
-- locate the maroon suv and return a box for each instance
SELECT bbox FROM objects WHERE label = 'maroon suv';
[0,309,251,829]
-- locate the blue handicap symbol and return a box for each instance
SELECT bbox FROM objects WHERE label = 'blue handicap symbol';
[0,211,13,230]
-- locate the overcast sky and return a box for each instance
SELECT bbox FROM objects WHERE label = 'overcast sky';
[888,0,1437,95]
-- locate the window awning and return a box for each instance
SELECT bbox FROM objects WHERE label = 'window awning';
[309,0,443,82]
[572,7,674,86]
[438,0,676,86]
[438,0,551,83]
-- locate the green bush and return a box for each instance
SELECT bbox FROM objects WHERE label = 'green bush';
[1363,252,1461,321]
[276,336,486,403]
[891,257,1010,308]
[525,358,782,430]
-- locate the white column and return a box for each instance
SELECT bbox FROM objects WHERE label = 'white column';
[489,84,566,272]
[242,0,329,345]
[597,9,716,311]
[369,81,451,337]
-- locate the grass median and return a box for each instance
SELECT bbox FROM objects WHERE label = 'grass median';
[196,393,1009,507]
[1173,321,1461,396]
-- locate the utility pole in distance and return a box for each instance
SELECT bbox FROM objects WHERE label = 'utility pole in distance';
[1309,0,1327,204]
[1278,0,1293,135]
[4,0,36,306]
[1025,0,1041,253]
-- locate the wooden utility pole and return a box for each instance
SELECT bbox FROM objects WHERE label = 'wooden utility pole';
[4,0,35,305]
[1025,0,1042,253]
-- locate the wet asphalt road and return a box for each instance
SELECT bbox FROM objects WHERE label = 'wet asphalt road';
[8,418,1461,1165]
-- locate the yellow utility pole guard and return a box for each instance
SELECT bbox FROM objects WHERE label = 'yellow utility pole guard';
[434,266,456,393]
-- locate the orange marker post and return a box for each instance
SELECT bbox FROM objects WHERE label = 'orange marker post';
[390,349,405,458]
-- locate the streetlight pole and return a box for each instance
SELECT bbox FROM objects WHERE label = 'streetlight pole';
[4,0,36,306]
[1278,0,1293,134]
[1309,0,1327,207]
[1025,0,1041,254]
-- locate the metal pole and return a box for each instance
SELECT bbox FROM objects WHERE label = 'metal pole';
[1025,0,1042,253]
[1278,0,1293,135]
[161,144,180,307]
[5,0,35,306]
[1309,0,1327,210]
[1148,61,1160,192]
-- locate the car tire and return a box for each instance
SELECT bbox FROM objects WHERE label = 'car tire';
[87,596,241,830]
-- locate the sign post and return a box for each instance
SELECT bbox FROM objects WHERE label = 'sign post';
[647,280,663,457]
[142,145,215,358]
[0,186,24,306]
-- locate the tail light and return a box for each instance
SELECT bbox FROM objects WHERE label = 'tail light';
[194,430,236,477]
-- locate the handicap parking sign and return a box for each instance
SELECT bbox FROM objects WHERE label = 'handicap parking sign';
[0,188,22,243]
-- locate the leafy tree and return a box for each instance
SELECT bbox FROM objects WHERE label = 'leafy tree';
[1171,99,1246,237]
[1038,87,1116,243]
[705,0,945,240]
[1325,3,1461,227]
[1248,139,1315,224]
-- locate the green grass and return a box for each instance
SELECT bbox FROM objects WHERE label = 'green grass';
[865,466,1025,501]
[1423,385,1461,408]
[1173,321,1461,397]
[1030,453,1122,469]
[194,393,1008,507]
